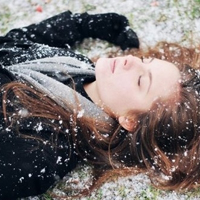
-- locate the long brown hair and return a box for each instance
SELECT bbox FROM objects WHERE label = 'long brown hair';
[2,42,200,197]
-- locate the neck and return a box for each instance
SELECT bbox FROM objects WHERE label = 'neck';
[84,81,100,105]
[84,81,115,118]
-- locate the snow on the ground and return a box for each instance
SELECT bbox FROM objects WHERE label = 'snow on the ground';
[1,0,200,199]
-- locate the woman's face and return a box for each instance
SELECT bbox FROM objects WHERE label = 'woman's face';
[94,55,181,117]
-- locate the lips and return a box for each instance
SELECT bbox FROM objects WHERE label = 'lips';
[111,59,116,73]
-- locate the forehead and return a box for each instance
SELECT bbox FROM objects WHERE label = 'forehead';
[150,59,181,104]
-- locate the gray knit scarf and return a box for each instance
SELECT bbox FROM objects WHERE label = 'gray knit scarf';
[7,56,116,126]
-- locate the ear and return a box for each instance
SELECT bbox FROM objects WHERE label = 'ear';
[118,116,136,132]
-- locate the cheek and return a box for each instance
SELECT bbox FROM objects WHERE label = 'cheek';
[99,82,138,110]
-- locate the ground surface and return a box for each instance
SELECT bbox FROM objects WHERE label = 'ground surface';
[1,0,200,199]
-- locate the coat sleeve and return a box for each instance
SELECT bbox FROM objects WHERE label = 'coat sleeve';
[0,11,85,48]
[0,128,77,199]
[0,11,139,66]
[0,11,139,49]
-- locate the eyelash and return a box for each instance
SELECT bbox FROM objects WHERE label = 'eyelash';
[138,75,141,86]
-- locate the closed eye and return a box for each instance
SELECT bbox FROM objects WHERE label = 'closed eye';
[138,76,141,86]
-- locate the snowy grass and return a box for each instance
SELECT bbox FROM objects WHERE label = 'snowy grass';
[1,0,200,199]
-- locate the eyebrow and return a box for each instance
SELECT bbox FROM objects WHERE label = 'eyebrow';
[147,70,152,95]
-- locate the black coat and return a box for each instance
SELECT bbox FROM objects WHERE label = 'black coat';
[0,11,139,199]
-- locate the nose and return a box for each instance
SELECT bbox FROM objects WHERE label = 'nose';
[122,55,134,70]
[123,55,144,71]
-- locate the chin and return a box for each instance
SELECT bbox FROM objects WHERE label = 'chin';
[95,58,108,76]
